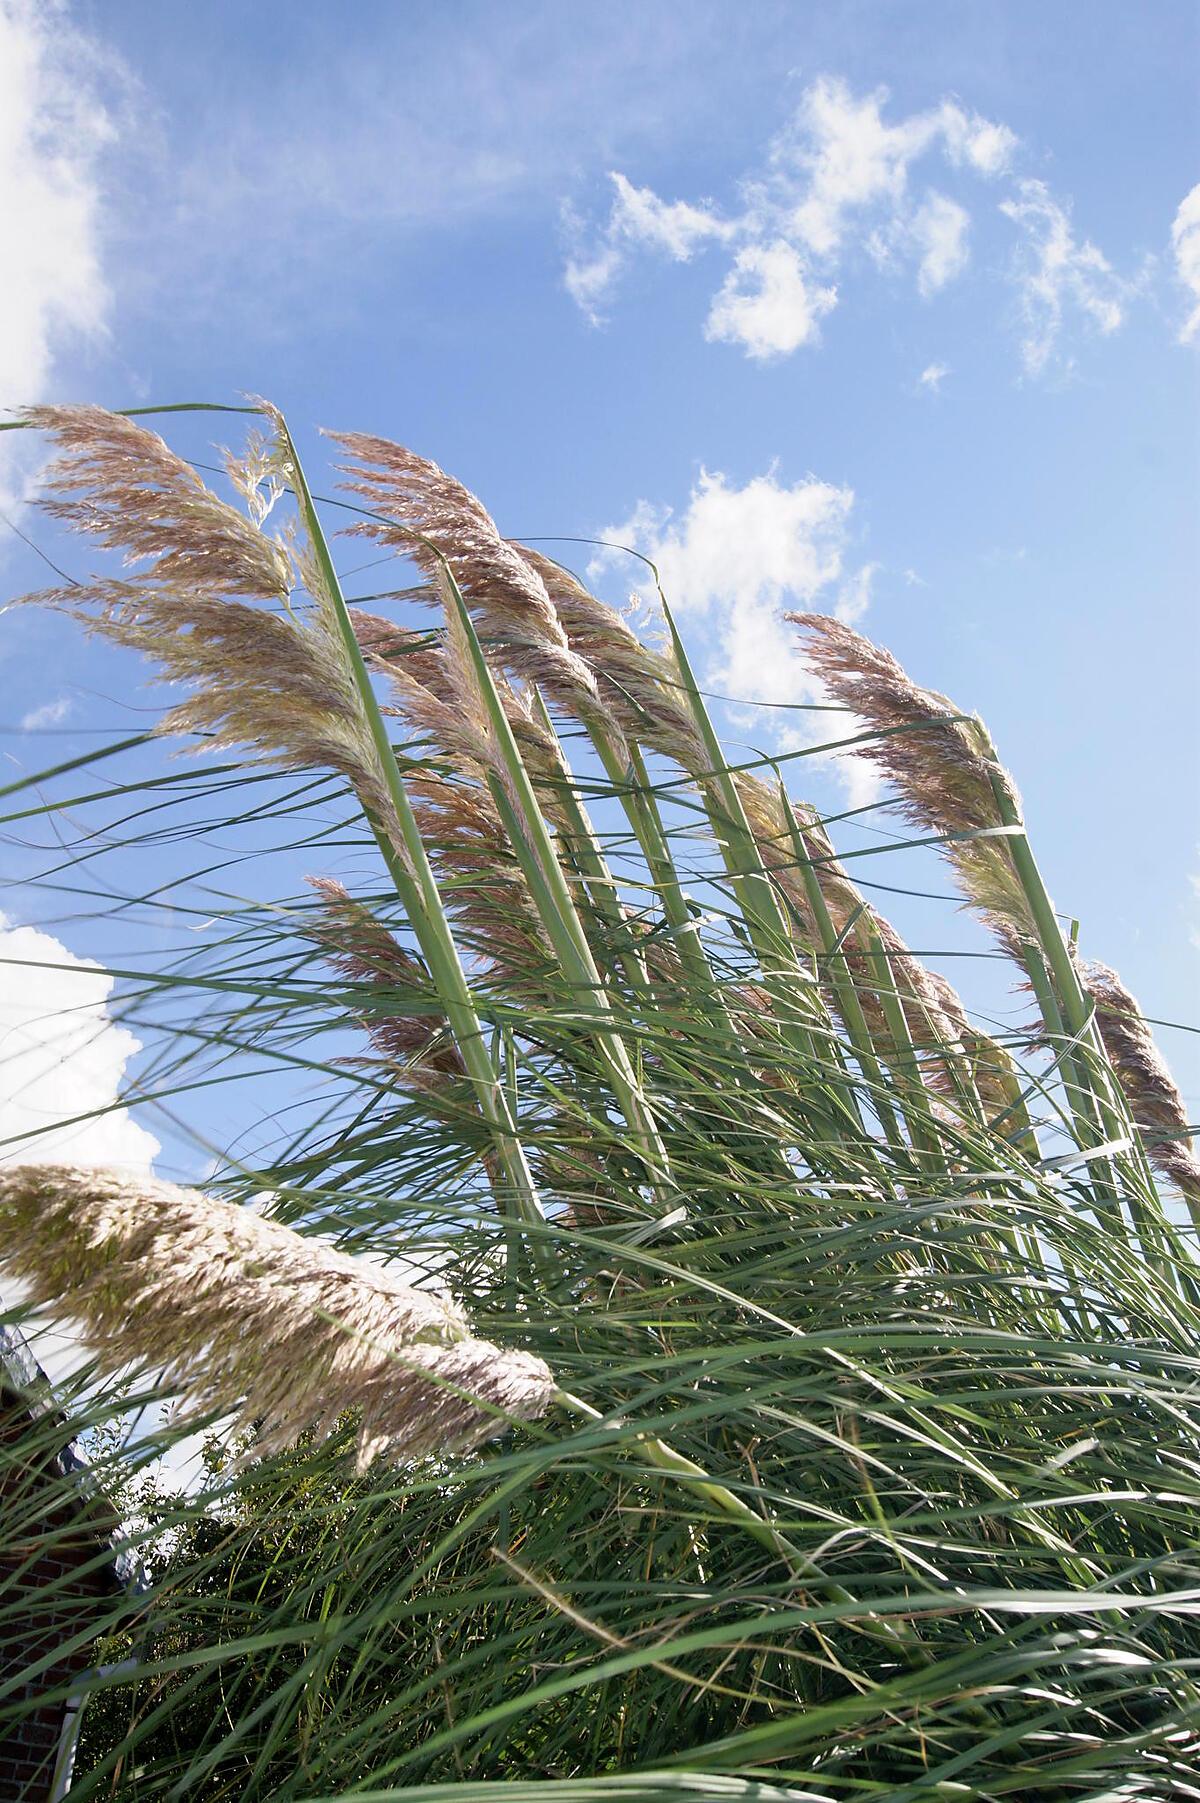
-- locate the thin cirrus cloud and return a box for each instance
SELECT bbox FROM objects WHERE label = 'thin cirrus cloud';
[1171,182,1200,344]
[563,73,1136,374]
[18,696,74,732]
[590,465,882,805]
[999,179,1128,376]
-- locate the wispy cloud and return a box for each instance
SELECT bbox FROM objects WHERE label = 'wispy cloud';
[19,696,73,731]
[918,361,950,392]
[1171,182,1200,344]
[0,0,124,501]
[590,465,880,802]
[115,7,766,334]
[774,78,1013,261]
[1000,178,1128,375]
[565,76,1017,362]
[564,173,732,322]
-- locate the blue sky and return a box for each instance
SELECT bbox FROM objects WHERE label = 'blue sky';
[1,0,1198,1181]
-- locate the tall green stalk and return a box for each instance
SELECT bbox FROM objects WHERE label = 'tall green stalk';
[277,417,546,1228]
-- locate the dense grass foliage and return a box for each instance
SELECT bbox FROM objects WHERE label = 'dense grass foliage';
[2,403,1198,1800]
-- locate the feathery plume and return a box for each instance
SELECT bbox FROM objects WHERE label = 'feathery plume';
[24,404,292,601]
[517,547,702,769]
[307,880,511,1183]
[307,878,467,1084]
[330,434,621,742]
[791,613,1037,961]
[0,1165,555,1471]
[1081,962,1200,1212]
[349,609,597,993]
[17,406,413,867]
[354,604,587,842]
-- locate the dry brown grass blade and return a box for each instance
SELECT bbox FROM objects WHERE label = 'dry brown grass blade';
[0,1164,555,1471]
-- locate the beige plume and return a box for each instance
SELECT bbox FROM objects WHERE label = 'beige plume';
[1081,963,1200,1217]
[329,433,621,743]
[307,878,467,1084]
[17,406,414,869]
[0,1164,556,1471]
[790,613,1036,962]
[25,404,292,602]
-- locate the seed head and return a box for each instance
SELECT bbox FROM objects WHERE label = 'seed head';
[0,1164,555,1471]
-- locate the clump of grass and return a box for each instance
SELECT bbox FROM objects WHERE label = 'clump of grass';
[2,401,1198,1800]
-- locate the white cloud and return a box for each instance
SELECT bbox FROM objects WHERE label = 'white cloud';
[592,466,879,801]
[910,192,970,296]
[563,75,1139,375]
[1170,182,1200,344]
[0,919,159,1170]
[564,74,1016,359]
[0,915,159,1391]
[1000,178,1127,375]
[776,76,932,258]
[705,241,837,358]
[562,223,626,323]
[773,79,1009,261]
[834,561,878,625]
[940,106,1018,178]
[19,696,73,731]
[563,171,731,320]
[608,172,731,259]
[0,0,118,501]
[918,361,950,391]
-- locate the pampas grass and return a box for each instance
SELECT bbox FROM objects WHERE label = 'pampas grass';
[3,399,1198,1800]
[0,1164,555,1470]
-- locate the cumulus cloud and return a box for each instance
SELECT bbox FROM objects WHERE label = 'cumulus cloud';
[1171,182,1200,344]
[0,0,119,502]
[918,361,950,392]
[564,74,1136,374]
[1000,178,1127,375]
[591,467,880,803]
[704,241,837,359]
[0,919,159,1171]
[773,78,1012,261]
[565,76,1016,354]
[0,915,159,1389]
